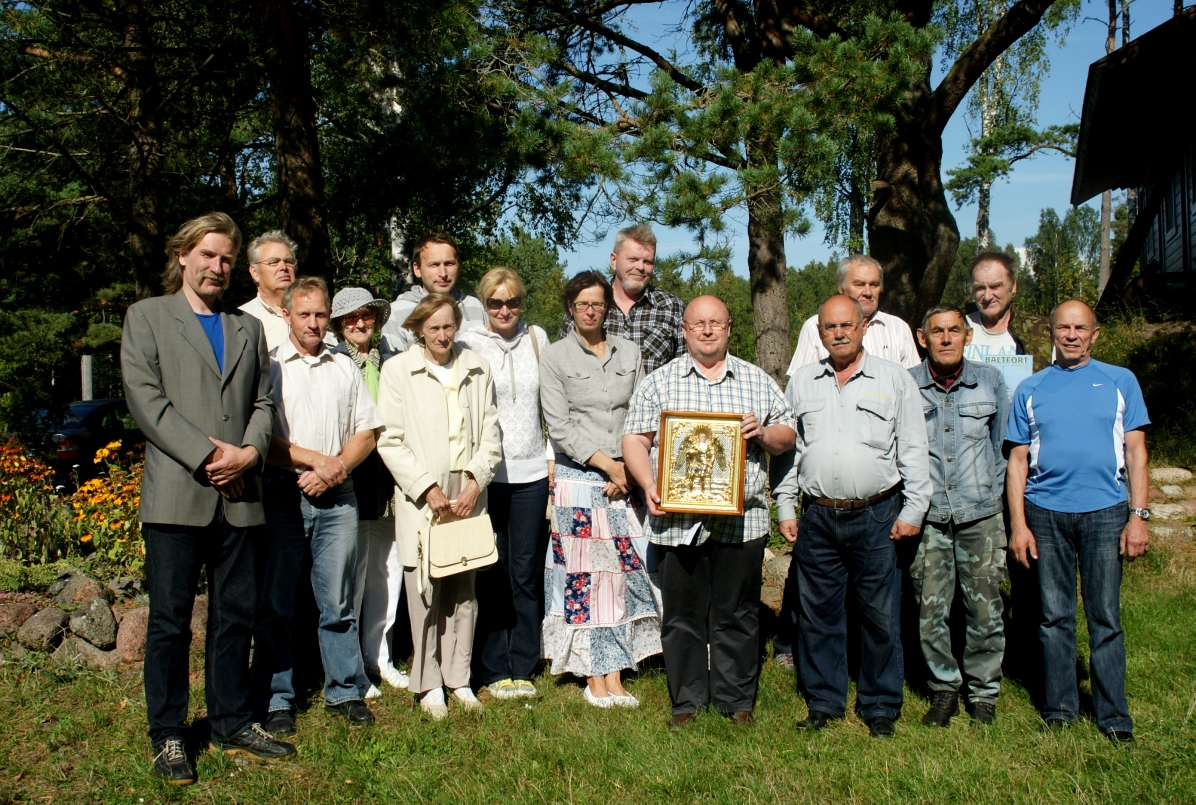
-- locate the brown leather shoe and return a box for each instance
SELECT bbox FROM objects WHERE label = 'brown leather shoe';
[669,713,695,730]
[730,711,754,726]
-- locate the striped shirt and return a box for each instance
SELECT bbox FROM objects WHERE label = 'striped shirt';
[785,310,920,375]
[623,353,795,546]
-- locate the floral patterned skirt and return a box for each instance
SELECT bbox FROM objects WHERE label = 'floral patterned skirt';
[541,465,662,678]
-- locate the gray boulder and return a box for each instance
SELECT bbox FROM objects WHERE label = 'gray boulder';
[763,554,792,589]
[47,569,111,607]
[0,602,36,636]
[69,596,118,650]
[52,635,120,671]
[18,606,68,651]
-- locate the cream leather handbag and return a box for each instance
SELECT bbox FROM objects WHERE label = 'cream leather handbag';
[419,512,498,586]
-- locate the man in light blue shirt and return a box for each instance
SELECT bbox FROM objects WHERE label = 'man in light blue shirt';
[1006,300,1150,743]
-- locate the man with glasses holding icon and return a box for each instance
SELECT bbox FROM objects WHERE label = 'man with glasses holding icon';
[560,223,686,375]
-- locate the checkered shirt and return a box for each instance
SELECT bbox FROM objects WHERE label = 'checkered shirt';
[559,284,686,375]
[623,353,796,546]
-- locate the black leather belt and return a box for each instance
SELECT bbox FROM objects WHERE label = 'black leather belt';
[806,485,899,511]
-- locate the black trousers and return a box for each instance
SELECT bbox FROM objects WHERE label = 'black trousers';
[142,513,256,745]
[657,535,766,715]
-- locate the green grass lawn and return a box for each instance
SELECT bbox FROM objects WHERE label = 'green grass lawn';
[3,541,1196,805]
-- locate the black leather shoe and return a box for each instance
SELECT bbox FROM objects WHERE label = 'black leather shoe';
[669,713,695,730]
[921,690,959,727]
[796,710,838,731]
[1106,729,1135,744]
[326,700,375,726]
[867,716,896,738]
[152,738,196,785]
[970,700,997,725]
[264,709,296,737]
[218,723,297,761]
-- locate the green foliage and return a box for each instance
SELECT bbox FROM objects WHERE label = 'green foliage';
[945,124,1078,209]
[0,311,79,443]
[1019,206,1101,314]
[0,558,67,593]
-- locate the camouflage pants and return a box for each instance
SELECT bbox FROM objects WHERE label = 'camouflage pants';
[910,513,1007,702]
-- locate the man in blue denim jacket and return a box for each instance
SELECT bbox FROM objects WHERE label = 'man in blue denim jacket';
[909,304,1009,727]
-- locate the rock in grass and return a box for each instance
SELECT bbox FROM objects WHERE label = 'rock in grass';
[52,635,120,671]
[191,594,208,647]
[1161,485,1187,499]
[763,555,792,589]
[1150,468,1194,486]
[0,602,36,636]
[117,607,149,664]
[69,596,118,650]
[1149,503,1188,521]
[18,606,68,651]
[47,569,111,608]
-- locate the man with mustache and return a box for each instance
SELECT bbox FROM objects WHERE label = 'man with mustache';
[909,304,1009,727]
[774,295,931,738]
[560,224,686,375]
[1006,300,1150,743]
[122,212,295,785]
[380,232,486,352]
[623,296,796,728]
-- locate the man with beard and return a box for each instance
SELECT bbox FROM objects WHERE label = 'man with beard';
[775,294,931,738]
[122,212,295,785]
[560,224,686,375]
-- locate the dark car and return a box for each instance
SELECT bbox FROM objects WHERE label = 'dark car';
[49,399,144,488]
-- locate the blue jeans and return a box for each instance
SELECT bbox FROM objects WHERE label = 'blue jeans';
[1025,500,1132,733]
[796,493,903,720]
[254,473,363,710]
[474,479,550,685]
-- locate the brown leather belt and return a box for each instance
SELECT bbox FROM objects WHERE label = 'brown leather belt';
[807,485,899,511]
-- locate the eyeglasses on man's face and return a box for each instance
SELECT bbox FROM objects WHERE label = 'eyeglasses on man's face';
[684,319,729,332]
[486,296,523,312]
[821,320,861,334]
[257,257,297,269]
[572,301,607,313]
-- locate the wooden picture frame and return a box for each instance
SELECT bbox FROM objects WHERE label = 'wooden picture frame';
[656,411,746,516]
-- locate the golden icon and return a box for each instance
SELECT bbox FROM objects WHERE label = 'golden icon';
[656,411,746,515]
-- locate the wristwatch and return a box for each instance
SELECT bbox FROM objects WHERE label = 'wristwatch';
[1129,507,1151,521]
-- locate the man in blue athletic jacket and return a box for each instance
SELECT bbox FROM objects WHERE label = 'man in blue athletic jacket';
[1005,300,1150,743]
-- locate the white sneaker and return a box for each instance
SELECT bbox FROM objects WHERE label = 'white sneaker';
[611,692,639,709]
[363,683,383,700]
[380,666,410,690]
[452,687,484,711]
[420,687,448,720]
[584,687,615,709]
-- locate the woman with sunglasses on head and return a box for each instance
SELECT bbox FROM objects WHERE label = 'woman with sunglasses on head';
[328,288,409,699]
[457,268,553,701]
[538,270,660,709]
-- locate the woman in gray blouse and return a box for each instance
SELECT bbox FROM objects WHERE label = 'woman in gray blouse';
[539,270,661,709]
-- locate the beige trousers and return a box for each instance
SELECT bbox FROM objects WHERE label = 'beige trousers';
[404,568,477,694]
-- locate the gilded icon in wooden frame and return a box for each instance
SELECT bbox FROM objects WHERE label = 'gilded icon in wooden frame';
[656,411,746,515]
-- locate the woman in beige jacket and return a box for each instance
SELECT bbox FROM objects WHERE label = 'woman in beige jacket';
[376,293,502,719]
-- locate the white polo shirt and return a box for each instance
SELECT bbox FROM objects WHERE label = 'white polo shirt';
[269,337,382,459]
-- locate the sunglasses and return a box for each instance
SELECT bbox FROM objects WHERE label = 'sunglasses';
[486,296,523,311]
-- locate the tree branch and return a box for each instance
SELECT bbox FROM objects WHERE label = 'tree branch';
[553,57,649,101]
[930,0,1058,134]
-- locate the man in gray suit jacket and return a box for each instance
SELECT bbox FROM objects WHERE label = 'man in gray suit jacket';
[122,212,295,785]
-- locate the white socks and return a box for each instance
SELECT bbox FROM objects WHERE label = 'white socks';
[451,687,479,704]
[422,687,446,706]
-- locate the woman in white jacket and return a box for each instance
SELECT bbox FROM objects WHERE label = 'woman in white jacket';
[458,267,553,701]
[376,293,501,719]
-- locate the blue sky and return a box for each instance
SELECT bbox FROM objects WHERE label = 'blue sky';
[554,0,1176,277]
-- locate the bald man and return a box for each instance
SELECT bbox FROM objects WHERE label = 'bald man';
[623,296,795,729]
[1005,300,1150,743]
[774,295,931,738]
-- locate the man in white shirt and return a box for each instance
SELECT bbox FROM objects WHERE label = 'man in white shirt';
[963,251,1053,371]
[380,232,486,352]
[238,230,335,350]
[252,276,383,735]
[785,255,920,375]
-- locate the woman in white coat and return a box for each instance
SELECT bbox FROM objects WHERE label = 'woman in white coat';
[376,293,502,719]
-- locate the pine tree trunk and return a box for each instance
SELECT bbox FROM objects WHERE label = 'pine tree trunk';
[118,0,163,298]
[262,0,333,286]
[745,150,790,386]
[976,180,992,249]
[868,85,960,323]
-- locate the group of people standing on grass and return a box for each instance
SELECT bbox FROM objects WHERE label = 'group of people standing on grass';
[122,211,1152,786]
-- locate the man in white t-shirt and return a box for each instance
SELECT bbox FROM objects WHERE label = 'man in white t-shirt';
[785,255,919,376]
[964,251,1053,370]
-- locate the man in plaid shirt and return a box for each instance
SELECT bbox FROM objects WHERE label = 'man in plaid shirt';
[559,224,685,375]
[623,296,796,729]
